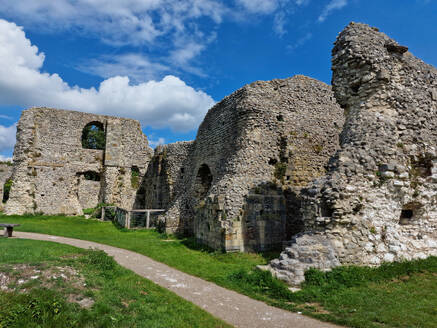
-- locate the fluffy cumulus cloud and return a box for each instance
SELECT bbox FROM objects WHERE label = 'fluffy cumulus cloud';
[0,1,320,50]
[318,0,348,22]
[0,124,16,153]
[0,19,215,132]
[79,54,170,83]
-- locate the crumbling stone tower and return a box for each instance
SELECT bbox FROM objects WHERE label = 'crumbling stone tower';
[269,23,437,285]
[5,108,153,215]
[145,76,344,252]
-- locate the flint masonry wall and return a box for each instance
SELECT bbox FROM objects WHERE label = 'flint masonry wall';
[151,76,344,251]
[143,141,194,211]
[269,23,437,285]
[5,107,152,215]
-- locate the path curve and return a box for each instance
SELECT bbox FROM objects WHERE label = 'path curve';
[15,232,340,328]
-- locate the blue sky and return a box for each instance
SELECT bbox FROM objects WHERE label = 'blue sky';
[0,0,436,161]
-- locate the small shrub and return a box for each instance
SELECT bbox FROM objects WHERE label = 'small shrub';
[83,208,94,215]
[312,144,323,154]
[87,203,115,219]
[0,161,12,166]
[131,167,140,189]
[155,218,167,233]
[2,179,12,203]
[274,163,287,180]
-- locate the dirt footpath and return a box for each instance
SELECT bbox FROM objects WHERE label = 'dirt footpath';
[15,232,341,328]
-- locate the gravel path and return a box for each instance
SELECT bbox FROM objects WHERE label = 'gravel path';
[15,232,341,328]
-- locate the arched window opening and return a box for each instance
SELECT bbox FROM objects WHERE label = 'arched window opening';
[82,171,101,182]
[2,179,12,203]
[194,164,213,199]
[82,121,106,150]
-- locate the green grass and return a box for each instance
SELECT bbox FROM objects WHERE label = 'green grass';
[3,213,437,328]
[0,238,231,328]
[229,259,437,327]
[3,214,275,285]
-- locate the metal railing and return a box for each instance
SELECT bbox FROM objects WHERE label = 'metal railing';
[102,206,165,229]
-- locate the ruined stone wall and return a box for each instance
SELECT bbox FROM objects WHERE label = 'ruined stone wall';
[0,163,13,209]
[143,142,194,211]
[5,107,152,215]
[101,118,152,210]
[153,76,343,251]
[269,23,437,285]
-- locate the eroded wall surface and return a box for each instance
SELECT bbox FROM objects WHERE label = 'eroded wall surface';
[149,76,344,251]
[5,107,152,215]
[269,23,437,285]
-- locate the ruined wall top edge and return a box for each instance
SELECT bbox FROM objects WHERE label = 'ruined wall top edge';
[196,75,332,135]
[24,107,144,124]
[14,106,153,168]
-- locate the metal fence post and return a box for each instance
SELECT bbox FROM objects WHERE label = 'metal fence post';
[126,211,131,229]
[146,211,151,228]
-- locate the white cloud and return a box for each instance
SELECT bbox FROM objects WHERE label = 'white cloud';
[273,12,287,36]
[80,54,170,83]
[0,1,225,78]
[148,137,166,148]
[1,1,225,80]
[0,155,12,162]
[170,42,206,67]
[0,123,16,153]
[0,0,225,46]
[295,0,310,5]
[0,19,215,132]
[0,0,312,72]
[236,0,278,14]
[318,0,348,22]
[286,32,313,52]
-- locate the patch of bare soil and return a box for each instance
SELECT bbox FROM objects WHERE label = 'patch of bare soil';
[0,263,95,308]
[296,302,331,315]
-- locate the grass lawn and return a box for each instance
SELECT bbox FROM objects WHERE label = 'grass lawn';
[0,238,231,328]
[2,213,437,328]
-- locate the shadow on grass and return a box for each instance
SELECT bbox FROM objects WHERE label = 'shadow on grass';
[181,237,219,253]
[110,219,129,232]
[181,236,282,261]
